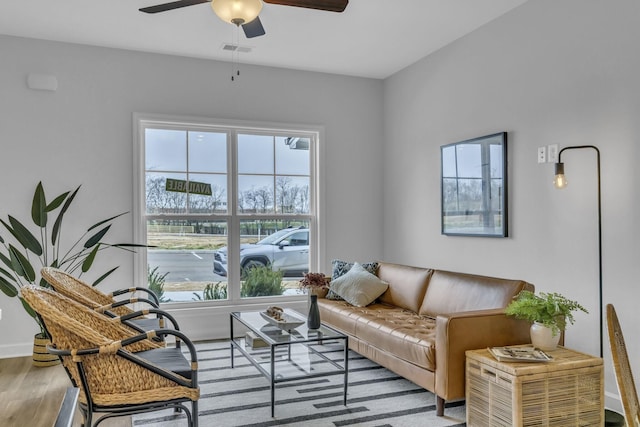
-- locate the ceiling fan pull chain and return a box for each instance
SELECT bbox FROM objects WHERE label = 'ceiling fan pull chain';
[231,24,240,81]
[231,52,236,81]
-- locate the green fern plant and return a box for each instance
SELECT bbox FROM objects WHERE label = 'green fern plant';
[505,290,588,336]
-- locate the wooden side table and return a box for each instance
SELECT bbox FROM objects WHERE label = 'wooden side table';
[466,346,603,427]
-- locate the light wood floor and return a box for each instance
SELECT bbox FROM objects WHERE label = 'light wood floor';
[0,356,131,427]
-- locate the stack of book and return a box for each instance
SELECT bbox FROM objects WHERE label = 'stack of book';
[245,331,267,348]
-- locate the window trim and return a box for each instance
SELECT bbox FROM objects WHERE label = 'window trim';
[133,113,325,308]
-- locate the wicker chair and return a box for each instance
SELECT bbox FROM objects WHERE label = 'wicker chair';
[21,285,199,427]
[606,304,640,427]
[41,267,179,336]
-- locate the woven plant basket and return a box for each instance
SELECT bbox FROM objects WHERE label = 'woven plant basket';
[32,333,61,367]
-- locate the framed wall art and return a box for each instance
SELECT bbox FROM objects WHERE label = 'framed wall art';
[441,132,508,237]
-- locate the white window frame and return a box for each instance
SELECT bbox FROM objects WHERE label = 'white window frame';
[132,113,325,310]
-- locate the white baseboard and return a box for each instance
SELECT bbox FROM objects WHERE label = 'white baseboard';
[605,391,624,414]
[0,341,34,359]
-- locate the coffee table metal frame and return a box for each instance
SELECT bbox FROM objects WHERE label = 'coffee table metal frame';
[230,309,349,417]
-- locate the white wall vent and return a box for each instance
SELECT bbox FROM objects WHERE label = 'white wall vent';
[221,44,252,53]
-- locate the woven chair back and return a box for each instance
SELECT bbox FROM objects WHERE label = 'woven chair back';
[607,304,640,427]
[41,267,132,316]
[21,286,173,405]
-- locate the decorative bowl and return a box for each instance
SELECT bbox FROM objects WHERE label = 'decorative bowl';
[260,311,305,331]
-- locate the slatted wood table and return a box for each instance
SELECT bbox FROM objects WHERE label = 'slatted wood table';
[466,346,604,426]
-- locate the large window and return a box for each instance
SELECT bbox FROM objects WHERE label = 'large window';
[135,116,320,304]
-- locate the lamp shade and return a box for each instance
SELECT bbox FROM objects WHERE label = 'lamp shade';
[212,0,263,25]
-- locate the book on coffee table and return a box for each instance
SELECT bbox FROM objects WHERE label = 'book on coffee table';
[488,345,553,362]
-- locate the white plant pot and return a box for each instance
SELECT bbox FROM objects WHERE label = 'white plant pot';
[530,322,561,350]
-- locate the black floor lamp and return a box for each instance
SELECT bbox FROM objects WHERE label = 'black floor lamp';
[552,145,602,357]
[553,146,624,425]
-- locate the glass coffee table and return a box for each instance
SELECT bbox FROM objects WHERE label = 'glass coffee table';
[230,308,349,417]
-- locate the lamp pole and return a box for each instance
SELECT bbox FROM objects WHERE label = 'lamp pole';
[553,145,602,357]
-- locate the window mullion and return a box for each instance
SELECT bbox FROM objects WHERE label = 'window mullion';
[273,135,277,214]
[309,134,318,273]
[227,129,242,301]
[185,130,190,213]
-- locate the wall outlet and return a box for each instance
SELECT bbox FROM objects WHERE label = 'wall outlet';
[547,144,559,163]
[537,146,547,163]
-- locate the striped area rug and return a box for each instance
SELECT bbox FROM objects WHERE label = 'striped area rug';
[132,340,466,427]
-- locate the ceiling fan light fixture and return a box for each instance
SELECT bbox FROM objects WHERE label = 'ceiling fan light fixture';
[211,0,263,26]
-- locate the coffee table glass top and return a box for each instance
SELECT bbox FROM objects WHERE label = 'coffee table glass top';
[232,308,344,345]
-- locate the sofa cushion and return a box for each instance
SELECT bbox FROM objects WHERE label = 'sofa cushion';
[318,299,436,370]
[329,262,389,307]
[419,270,532,317]
[326,260,378,300]
[377,262,433,313]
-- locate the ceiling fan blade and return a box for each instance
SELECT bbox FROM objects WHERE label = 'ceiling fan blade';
[242,16,266,38]
[263,0,348,13]
[139,0,209,14]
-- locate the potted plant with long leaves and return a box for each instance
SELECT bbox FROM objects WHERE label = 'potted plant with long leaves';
[0,182,143,366]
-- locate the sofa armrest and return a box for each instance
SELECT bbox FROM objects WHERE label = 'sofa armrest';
[434,308,531,401]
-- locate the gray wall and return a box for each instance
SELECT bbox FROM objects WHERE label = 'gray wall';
[383,0,639,410]
[0,35,384,355]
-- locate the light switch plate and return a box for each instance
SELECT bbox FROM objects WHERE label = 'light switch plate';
[547,144,559,163]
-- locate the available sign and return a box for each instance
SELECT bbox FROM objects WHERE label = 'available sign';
[165,178,212,196]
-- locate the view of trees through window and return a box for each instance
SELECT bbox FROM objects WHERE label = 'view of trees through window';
[140,123,317,303]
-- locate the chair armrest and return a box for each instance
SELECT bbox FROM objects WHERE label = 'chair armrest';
[111,308,181,347]
[111,287,160,305]
[434,308,531,401]
[109,297,160,310]
[119,308,181,330]
[95,298,159,317]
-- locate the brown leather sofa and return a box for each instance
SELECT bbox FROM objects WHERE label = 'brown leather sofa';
[318,261,533,416]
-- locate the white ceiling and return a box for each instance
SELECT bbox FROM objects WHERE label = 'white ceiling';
[0,0,529,79]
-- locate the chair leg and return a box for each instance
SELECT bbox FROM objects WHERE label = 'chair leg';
[436,395,445,416]
[79,405,91,427]
[192,400,199,427]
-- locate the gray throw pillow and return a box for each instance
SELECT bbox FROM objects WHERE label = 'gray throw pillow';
[326,259,379,300]
[329,262,389,307]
